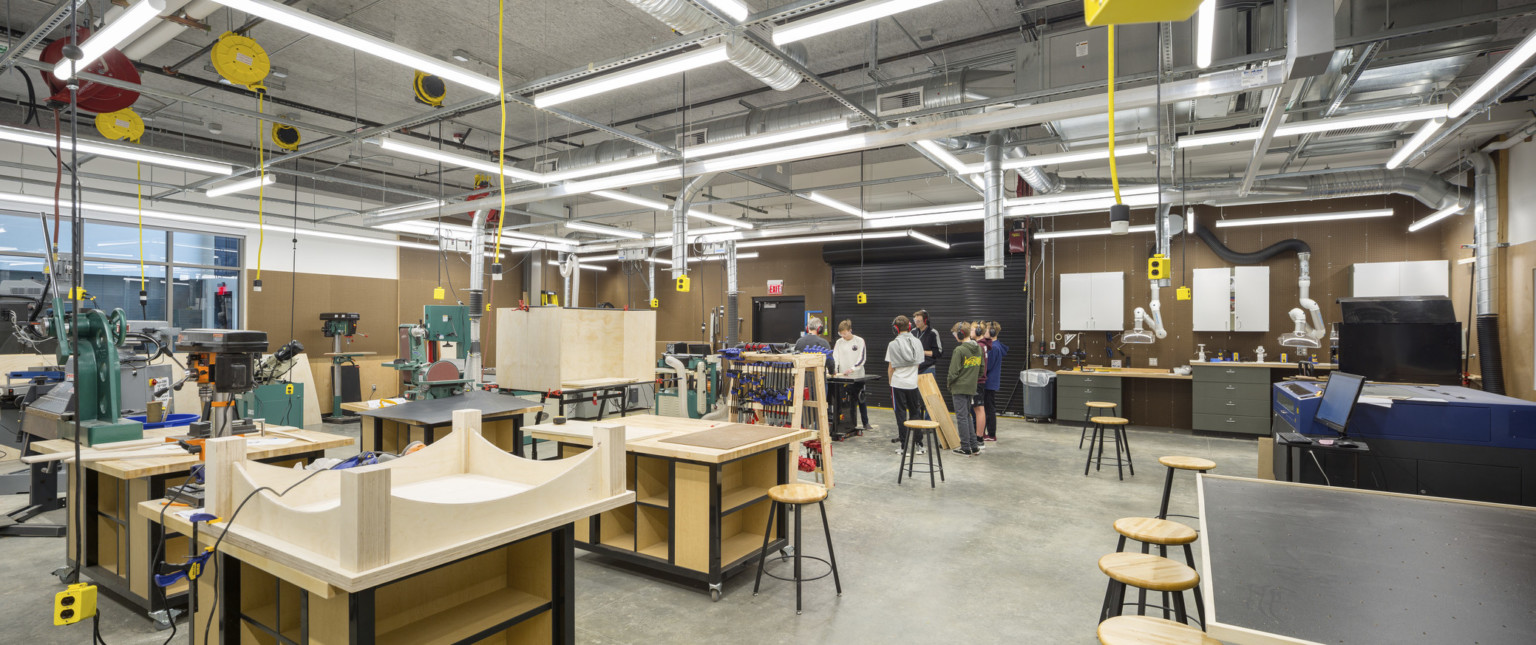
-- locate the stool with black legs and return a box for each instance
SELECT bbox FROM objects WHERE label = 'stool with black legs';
[753,483,842,614]
[1084,416,1134,480]
[1080,401,1119,448]
[1156,457,1216,520]
[898,420,944,488]
[1097,552,1200,626]
[1112,517,1206,628]
[1097,616,1222,645]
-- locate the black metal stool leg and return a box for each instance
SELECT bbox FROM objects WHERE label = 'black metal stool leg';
[1137,541,1150,615]
[933,430,945,482]
[1114,426,1125,481]
[1159,545,1171,620]
[1185,543,1205,627]
[1080,407,1091,448]
[753,500,778,595]
[1121,425,1134,476]
[1084,423,1099,476]
[1172,589,1189,625]
[794,503,804,614]
[896,431,907,485]
[1096,424,1108,472]
[1158,467,1176,519]
[926,432,937,488]
[818,501,841,595]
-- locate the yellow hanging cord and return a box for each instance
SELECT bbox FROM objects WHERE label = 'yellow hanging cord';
[137,161,145,292]
[1107,24,1122,205]
[491,0,508,259]
[256,91,266,282]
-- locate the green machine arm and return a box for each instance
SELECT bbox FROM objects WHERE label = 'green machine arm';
[47,298,134,428]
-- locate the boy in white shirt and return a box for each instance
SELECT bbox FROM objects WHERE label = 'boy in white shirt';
[833,320,870,430]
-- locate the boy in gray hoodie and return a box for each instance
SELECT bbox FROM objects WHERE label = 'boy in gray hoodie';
[885,315,927,454]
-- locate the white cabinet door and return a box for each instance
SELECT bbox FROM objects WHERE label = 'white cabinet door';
[1351,262,1401,297]
[1192,268,1232,331]
[1398,260,1449,296]
[1231,266,1270,332]
[1090,272,1125,331]
[1060,273,1095,330]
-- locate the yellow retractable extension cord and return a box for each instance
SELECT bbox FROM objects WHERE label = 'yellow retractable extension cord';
[1106,24,1129,233]
[211,31,274,293]
[95,109,149,315]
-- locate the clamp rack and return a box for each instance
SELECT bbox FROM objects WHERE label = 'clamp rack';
[721,351,834,487]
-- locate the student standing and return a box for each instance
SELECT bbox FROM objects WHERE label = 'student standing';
[972,321,989,448]
[912,310,942,375]
[947,322,984,456]
[833,319,871,431]
[982,321,1008,442]
[884,316,926,455]
[793,317,835,422]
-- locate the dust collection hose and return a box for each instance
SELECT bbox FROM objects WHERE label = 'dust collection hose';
[1477,315,1506,394]
[1193,224,1311,264]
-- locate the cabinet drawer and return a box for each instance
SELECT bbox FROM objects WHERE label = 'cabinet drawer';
[1193,381,1272,402]
[1192,412,1271,435]
[1058,392,1121,414]
[1191,395,1270,417]
[1059,386,1122,404]
[1193,365,1272,384]
[1057,374,1124,391]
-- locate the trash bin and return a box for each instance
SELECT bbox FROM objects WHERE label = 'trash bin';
[1022,369,1056,421]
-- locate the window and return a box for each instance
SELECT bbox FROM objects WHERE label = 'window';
[82,261,168,321]
[173,232,241,268]
[172,267,239,330]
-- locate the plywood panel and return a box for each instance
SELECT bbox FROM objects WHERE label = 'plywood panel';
[245,269,399,358]
[495,308,657,392]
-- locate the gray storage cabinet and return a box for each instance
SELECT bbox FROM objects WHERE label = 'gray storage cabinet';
[1056,372,1122,426]
[1192,365,1271,435]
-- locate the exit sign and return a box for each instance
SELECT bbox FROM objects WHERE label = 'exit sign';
[767,280,783,295]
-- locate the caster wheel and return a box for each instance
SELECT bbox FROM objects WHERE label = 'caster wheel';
[54,566,77,585]
[710,588,721,602]
[781,545,795,558]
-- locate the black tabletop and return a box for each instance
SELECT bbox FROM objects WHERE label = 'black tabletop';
[356,391,543,425]
[827,375,882,384]
[1203,476,1536,644]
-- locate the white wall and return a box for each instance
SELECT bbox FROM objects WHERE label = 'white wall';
[1508,138,1536,245]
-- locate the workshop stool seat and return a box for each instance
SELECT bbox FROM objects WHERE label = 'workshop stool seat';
[1084,416,1134,480]
[1114,518,1205,627]
[1098,552,1201,626]
[1081,401,1119,448]
[1156,456,1216,520]
[1097,616,1222,645]
[898,420,945,488]
[754,483,842,614]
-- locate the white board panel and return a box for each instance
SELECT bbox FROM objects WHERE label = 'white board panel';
[1059,273,1095,331]
[1232,266,1270,332]
[1192,268,1232,332]
[1397,260,1449,297]
[1089,272,1125,331]
[1351,262,1401,297]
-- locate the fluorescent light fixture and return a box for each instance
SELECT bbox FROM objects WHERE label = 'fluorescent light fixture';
[501,230,577,249]
[906,230,950,249]
[1449,29,1536,118]
[685,210,754,229]
[1197,0,1215,69]
[1386,118,1445,170]
[696,132,870,174]
[774,0,946,45]
[700,0,751,21]
[653,226,739,241]
[534,43,729,108]
[0,125,233,175]
[52,0,166,81]
[646,252,762,268]
[1186,208,1196,234]
[1407,204,1464,232]
[804,192,868,218]
[1004,185,1160,208]
[566,220,646,239]
[592,191,755,229]
[540,154,659,182]
[866,209,984,229]
[914,140,971,174]
[1178,105,1449,148]
[738,231,906,249]
[963,144,1150,174]
[1213,209,1394,228]
[205,174,276,198]
[210,0,501,94]
[683,120,851,159]
[547,259,607,272]
[1036,224,1156,240]
[1458,257,1476,265]
[374,199,447,218]
[377,137,544,182]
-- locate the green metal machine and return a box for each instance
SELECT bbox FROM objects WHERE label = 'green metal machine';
[237,339,307,427]
[31,298,144,445]
[654,352,720,419]
[389,305,475,400]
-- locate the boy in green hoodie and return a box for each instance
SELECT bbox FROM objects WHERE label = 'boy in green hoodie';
[947,321,984,455]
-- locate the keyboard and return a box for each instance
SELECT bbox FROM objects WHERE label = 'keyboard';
[1278,432,1313,445]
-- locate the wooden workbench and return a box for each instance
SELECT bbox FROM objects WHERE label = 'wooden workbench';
[526,414,813,601]
[32,426,352,622]
[352,391,543,456]
[1055,367,1194,381]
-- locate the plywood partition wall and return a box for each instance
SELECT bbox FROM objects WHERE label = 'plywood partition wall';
[494,308,657,392]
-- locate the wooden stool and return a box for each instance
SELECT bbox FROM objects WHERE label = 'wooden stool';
[1098,616,1222,645]
[1156,456,1216,520]
[1098,552,1200,626]
[1084,416,1134,480]
[754,483,842,614]
[898,420,944,488]
[1081,401,1119,448]
[1114,517,1205,628]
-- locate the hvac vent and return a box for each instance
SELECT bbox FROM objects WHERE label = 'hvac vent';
[877,88,924,115]
[534,159,560,174]
[677,128,709,149]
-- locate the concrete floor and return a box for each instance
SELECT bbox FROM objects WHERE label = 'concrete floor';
[0,410,1258,644]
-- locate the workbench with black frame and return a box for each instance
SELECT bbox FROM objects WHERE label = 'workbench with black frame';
[29,426,353,625]
[1273,432,1381,490]
[352,390,542,456]
[826,374,880,441]
[542,377,651,421]
[525,415,813,602]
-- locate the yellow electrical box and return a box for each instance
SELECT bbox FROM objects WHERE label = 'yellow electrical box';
[676,276,690,293]
[650,298,659,309]
[433,286,445,300]
[1084,0,1203,26]
[285,383,294,395]
[54,583,96,626]
[1176,285,1192,301]
[856,292,867,304]
[1148,254,1169,280]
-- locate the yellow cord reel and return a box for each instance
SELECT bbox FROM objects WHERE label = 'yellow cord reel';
[210,32,270,90]
[414,71,447,107]
[95,108,144,143]
[270,123,301,151]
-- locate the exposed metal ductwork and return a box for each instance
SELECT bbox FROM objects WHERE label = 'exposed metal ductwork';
[1070,167,1469,213]
[1470,152,1505,394]
[726,28,806,92]
[725,241,739,346]
[625,0,717,34]
[672,173,717,279]
[980,130,1006,279]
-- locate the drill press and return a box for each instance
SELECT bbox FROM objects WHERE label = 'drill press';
[175,329,268,438]
[320,313,371,421]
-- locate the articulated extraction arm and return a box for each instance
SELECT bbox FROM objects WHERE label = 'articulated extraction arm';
[1282,252,1327,348]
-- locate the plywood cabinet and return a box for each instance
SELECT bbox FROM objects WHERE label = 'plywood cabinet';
[1351,260,1449,297]
[495,307,657,392]
[1193,266,1269,332]
[1060,272,1124,331]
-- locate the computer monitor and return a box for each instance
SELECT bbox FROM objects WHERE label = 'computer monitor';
[1314,371,1366,443]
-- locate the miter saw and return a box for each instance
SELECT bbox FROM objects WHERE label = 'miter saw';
[388,305,474,400]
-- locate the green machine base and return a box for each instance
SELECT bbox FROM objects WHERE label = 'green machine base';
[59,419,145,446]
[238,383,307,427]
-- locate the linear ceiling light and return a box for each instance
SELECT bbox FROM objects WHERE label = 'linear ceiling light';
[1176,105,1448,148]
[866,209,983,229]
[1197,0,1215,69]
[913,140,971,174]
[53,0,166,81]
[1004,185,1160,208]
[1035,224,1156,240]
[210,0,501,94]
[534,43,729,108]
[1386,118,1445,170]
[1449,29,1536,118]
[773,0,947,45]
[683,120,851,159]
[906,230,950,249]
[540,154,660,183]
[566,220,646,239]
[0,125,233,175]
[592,191,755,229]
[374,200,446,218]
[376,137,544,182]
[1213,209,1394,228]
[547,259,607,271]
[696,132,870,174]
[699,0,751,21]
[804,192,868,218]
[1407,204,1464,232]
[738,231,906,248]
[1457,257,1476,265]
[961,143,1150,174]
[205,174,276,197]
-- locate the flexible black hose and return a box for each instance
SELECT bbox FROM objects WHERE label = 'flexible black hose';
[1194,224,1311,264]
[1476,315,1505,394]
